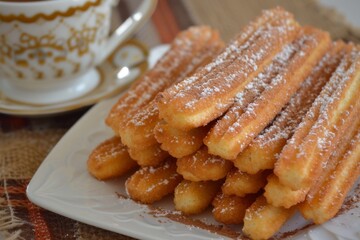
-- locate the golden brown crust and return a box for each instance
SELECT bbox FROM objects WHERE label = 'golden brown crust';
[299,119,360,223]
[87,136,138,180]
[243,196,296,240]
[212,193,256,225]
[174,180,222,215]
[264,174,307,208]
[125,159,182,204]
[205,27,331,160]
[176,146,233,181]
[306,114,360,200]
[234,41,346,174]
[275,45,360,191]
[127,144,169,167]
[119,30,224,150]
[154,121,210,158]
[222,169,268,197]
[158,8,300,130]
[157,8,292,115]
[265,89,360,208]
[106,26,223,135]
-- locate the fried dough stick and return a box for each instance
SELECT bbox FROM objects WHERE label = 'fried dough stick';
[127,144,169,167]
[265,94,360,208]
[125,159,182,204]
[212,193,256,225]
[158,8,300,130]
[234,42,346,174]
[106,26,223,135]
[264,174,307,208]
[300,125,360,224]
[243,196,296,240]
[119,27,224,149]
[275,46,360,191]
[205,27,331,160]
[155,24,303,159]
[221,169,268,197]
[87,136,137,180]
[174,180,222,215]
[154,121,210,158]
[176,146,233,182]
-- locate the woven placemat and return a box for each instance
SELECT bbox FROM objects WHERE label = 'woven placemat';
[1,0,359,239]
[0,129,136,240]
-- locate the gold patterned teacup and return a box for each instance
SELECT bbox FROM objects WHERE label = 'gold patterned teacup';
[0,0,157,104]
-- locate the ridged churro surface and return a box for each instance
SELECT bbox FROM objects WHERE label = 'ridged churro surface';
[234,42,346,174]
[275,45,360,191]
[300,118,360,224]
[205,27,331,160]
[106,26,223,135]
[158,7,300,130]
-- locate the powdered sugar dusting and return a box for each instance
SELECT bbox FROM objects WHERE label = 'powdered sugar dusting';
[126,161,181,195]
[213,30,328,154]
[94,144,127,163]
[190,152,227,168]
[162,8,287,100]
[254,45,344,149]
[91,137,127,164]
[210,33,301,137]
[108,26,221,123]
[296,47,360,159]
[125,33,224,129]
[161,9,298,121]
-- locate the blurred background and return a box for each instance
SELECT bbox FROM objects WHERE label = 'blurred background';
[113,0,360,48]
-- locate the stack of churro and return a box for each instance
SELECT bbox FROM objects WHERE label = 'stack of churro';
[87,7,360,240]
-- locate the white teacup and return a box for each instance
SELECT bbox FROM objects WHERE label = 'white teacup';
[0,0,157,104]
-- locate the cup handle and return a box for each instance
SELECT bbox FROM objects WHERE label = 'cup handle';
[96,0,157,65]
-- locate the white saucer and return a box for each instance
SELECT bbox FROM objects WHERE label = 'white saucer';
[0,40,149,116]
[1,68,100,105]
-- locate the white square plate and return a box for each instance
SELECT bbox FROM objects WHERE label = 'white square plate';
[27,47,360,240]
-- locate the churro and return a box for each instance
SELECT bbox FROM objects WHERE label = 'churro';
[106,26,223,135]
[157,7,300,130]
[119,28,224,150]
[154,121,210,158]
[300,122,360,223]
[174,180,222,215]
[306,115,360,200]
[264,174,307,208]
[127,144,169,167]
[243,196,296,240]
[205,27,331,160]
[87,136,137,180]
[265,96,359,208]
[212,193,256,225]
[125,159,182,204]
[176,146,233,181]
[234,41,346,174]
[222,169,268,197]
[275,45,360,191]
